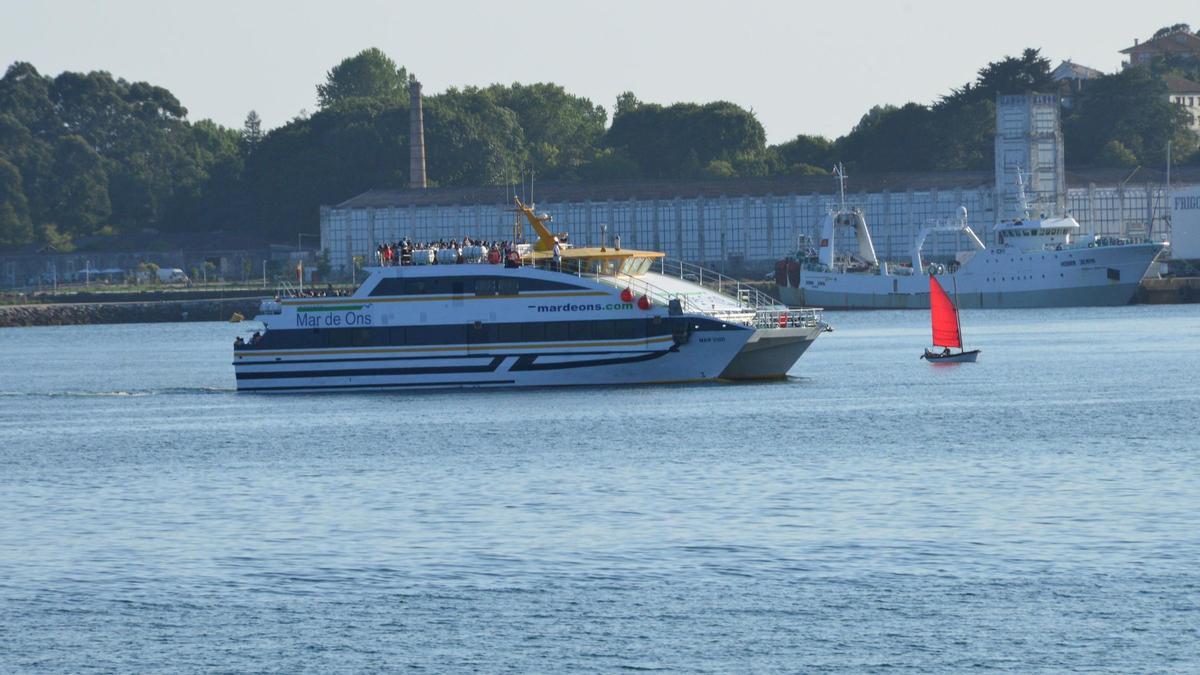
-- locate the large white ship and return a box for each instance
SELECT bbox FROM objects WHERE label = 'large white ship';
[776,173,1167,309]
[234,200,826,392]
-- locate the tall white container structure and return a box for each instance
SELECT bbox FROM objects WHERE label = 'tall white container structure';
[994,93,1066,219]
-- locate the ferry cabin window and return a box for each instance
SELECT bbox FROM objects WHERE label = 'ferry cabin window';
[591,320,615,339]
[521,322,545,341]
[408,324,468,345]
[498,279,519,296]
[497,323,522,343]
[286,320,657,349]
[328,330,354,348]
[475,279,497,296]
[569,321,590,340]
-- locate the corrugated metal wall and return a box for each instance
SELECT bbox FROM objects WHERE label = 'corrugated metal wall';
[322,183,1183,273]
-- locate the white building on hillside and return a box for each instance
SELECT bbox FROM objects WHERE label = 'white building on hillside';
[1164,74,1200,135]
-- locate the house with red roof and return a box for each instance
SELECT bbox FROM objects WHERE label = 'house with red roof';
[1120,30,1200,68]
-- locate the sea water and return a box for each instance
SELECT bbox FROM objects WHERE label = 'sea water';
[1,306,1198,672]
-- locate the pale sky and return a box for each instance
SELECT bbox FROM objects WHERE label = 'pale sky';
[3,0,1196,144]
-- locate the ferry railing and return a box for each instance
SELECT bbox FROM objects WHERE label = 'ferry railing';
[749,307,823,330]
[255,281,298,314]
[656,258,784,311]
[526,257,823,330]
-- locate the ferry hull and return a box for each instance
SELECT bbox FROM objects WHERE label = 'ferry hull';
[719,325,824,380]
[234,334,750,393]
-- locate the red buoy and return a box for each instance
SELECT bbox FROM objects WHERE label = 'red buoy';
[778,313,789,327]
[637,295,651,310]
[620,287,633,302]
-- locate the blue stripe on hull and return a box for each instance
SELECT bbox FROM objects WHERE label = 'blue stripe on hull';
[240,379,519,393]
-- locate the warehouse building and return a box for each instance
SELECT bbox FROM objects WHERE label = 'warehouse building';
[320,170,1187,276]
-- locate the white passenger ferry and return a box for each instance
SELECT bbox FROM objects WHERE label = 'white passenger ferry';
[776,171,1167,309]
[234,200,826,392]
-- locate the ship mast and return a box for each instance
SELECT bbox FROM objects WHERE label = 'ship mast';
[1015,166,1032,220]
[834,163,848,213]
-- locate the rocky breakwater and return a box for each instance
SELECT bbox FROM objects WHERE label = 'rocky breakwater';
[0,297,264,327]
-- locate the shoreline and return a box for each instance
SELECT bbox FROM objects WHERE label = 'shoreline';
[1,277,1196,328]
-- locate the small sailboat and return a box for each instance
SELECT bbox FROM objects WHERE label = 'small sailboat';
[921,275,980,363]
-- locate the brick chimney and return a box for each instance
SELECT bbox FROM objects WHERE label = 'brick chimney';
[409,79,427,189]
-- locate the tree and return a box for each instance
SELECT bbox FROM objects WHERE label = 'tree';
[1064,66,1197,166]
[50,135,110,234]
[0,157,33,245]
[614,91,641,119]
[834,103,938,172]
[244,97,411,239]
[241,110,263,151]
[1153,23,1191,38]
[483,82,606,179]
[603,99,768,179]
[1097,140,1138,167]
[772,134,833,173]
[938,48,1053,110]
[317,248,332,280]
[316,48,410,108]
[423,87,527,186]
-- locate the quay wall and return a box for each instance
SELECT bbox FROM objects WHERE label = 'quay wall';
[1134,277,1200,304]
[0,298,262,328]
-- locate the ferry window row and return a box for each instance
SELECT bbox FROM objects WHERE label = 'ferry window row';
[369,276,584,297]
[251,319,683,349]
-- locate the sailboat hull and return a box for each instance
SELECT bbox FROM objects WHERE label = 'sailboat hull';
[922,349,980,363]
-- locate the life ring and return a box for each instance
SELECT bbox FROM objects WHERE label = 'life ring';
[778,313,789,328]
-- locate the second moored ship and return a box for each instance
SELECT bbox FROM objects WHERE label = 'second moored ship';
[233,200,827,392]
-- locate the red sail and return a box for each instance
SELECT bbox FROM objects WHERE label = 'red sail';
[929,276,961,348]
